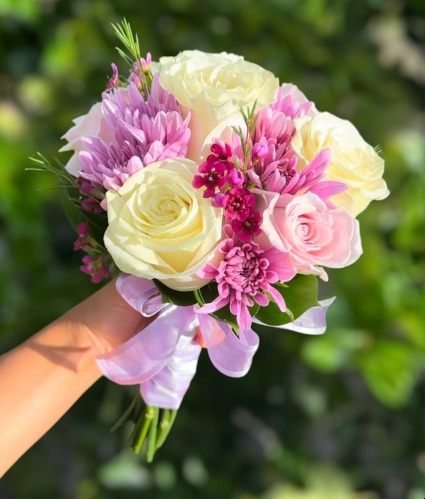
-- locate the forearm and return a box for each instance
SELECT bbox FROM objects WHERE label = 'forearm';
[0,279,151,477]
[0,315,101,477]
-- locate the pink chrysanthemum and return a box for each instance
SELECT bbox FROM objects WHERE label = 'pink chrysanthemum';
[270,84,315,119]
[278,148,347,204]
[243,105,298,193]
[197,239,296,330]
[78,74,191,191]
[233,88,319,196]
[242,100,345,202]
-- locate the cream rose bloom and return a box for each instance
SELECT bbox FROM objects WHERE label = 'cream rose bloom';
[104,158,223,291]
[155,50,279,160]
[292,112,389,217]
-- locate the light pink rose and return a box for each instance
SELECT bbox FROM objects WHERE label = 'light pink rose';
[257,190,362,280]
[59,102,115,176]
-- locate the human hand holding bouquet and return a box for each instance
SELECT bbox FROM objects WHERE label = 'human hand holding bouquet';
[34,20,389,461]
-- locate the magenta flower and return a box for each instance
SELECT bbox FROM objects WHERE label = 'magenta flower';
[141,52,152,69]
[78,180,104,213]
[210,140,233,161]
[106,63,119,91]
[192,139,239,198]
[226,168,244,188]
[192,156,227,197]
[129,53,152,87]
[223,187,255,221]
[231,209,263,242]
[73,222,90,251]
[80,255,110,284]
[197,239,296,330]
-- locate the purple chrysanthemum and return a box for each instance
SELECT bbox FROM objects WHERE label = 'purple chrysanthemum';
[78,74,191,191]
[197,239,295,330]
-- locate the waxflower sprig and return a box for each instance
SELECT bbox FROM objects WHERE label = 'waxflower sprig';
[36,20,389,461]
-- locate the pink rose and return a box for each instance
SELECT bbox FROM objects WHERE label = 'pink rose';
[257,191,362,279]
[59,102,115,176]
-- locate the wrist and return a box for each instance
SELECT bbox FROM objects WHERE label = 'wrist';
[26,315,102,376]
[62,280,152,356]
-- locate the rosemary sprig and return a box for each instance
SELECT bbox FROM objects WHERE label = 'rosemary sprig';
[112,19,151,96]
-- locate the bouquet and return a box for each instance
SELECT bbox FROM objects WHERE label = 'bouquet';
[35,21,389,461]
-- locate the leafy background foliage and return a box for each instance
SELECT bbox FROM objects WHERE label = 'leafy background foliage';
[0,0,424,498]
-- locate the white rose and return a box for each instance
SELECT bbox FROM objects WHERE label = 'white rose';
[292,112,389,216]
[155,50,279,160]
[104,158,223,291]
[60,102,115,176]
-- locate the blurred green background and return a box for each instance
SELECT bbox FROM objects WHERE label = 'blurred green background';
[0,0,424,498]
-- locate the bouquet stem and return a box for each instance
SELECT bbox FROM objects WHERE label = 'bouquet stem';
[111,393,178,462]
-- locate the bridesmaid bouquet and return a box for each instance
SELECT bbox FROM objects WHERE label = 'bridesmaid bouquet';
[34,21,389,460]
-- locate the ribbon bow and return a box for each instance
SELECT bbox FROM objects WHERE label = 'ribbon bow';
[96,274,334,410]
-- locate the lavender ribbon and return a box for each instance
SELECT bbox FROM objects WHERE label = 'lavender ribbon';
[96,274,333,410]
[96,274,259,409]
[252,297,336,335]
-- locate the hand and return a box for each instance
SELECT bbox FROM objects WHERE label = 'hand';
[0,277,155,476]
[64,278,154,356]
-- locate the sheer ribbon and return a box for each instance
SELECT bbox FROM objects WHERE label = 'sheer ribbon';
[96,274,332,409]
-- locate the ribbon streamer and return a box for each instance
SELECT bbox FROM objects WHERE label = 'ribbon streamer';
[96,274,259,409]
[96,274,333,410]
[252,297,336,335]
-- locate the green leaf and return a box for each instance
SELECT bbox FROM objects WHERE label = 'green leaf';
[282,274,320,317]
[153,279,197,306]
[254,299,293,327]
[82,209,108,247]
[255,274,320,326]
[59,185,83,230]
[59,184,108,246]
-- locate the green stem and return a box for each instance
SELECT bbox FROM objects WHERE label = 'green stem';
[110,394,142,433]
[155,409,178,450]
[132,405,155,455]
[146,406,160,462]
